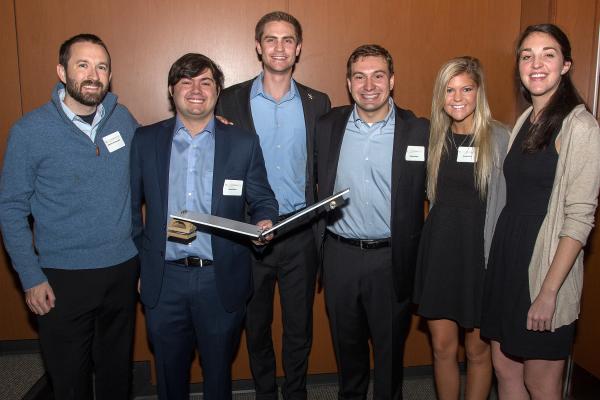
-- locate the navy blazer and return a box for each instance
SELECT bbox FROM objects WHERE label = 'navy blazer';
[130,118,278,311]
[316,105,430,300]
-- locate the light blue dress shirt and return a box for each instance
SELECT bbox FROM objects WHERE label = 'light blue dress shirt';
[165,117,215,261]
[329,98,395,239]
[250,74,307,215]
[58,88,105,142]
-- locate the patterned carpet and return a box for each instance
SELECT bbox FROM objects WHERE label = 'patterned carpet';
[0,353,45,400]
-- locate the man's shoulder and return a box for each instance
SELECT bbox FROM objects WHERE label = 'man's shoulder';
[135,118,174,136]
[216,119,255,141]
[295,81,329,101]
[13,100,57,129]
[319,105,353,123]
[220,79,254,99]
[394,105,429,132]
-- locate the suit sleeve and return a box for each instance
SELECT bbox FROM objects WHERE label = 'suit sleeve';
[0,125,46,290]
[130,128,145,251]
[245,134,278,224]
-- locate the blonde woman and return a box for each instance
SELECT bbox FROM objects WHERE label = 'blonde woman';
[414,57,508,400]
[481,24,600,400]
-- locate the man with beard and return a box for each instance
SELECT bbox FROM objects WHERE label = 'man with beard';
[0,34,139,400]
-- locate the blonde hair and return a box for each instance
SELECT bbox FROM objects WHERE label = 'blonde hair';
[427,56,494,201]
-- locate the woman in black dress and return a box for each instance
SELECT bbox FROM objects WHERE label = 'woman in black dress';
[481,24,600,399]
[414,57,508,400]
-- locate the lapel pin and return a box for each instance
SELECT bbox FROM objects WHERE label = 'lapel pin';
[308,93,313,100]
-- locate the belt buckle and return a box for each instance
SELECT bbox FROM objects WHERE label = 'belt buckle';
[187,256,201,267]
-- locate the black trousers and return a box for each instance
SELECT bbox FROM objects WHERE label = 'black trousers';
[246,225,318,400]
[323,237,411,400]
[37,256,139,400]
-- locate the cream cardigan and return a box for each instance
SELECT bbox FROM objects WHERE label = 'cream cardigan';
[509,104,600,330]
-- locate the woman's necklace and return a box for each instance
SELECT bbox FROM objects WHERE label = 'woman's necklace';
[450,131,472,149]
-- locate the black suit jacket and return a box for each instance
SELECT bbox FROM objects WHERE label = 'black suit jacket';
[217,77,331,206]
[316,104,429,300]
[130,118,278,311]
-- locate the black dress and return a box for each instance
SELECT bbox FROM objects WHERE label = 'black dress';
[414,132,486,328]
[480,116,575,360]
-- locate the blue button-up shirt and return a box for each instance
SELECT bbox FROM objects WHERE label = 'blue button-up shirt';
[58,88,105,142]
[250,74,307,214]
[329,98,395,239]
[165,117,215,261]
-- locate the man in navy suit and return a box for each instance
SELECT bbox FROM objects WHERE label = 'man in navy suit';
[130,53,278,400]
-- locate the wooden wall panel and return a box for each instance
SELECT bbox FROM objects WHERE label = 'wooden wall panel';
[1,0,541,386]
[0,0,38,341]
[554,0,600,380]
[291,0,521,124]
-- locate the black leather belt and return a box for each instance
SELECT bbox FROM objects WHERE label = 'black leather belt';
[169,256,213,267]
[328,231,391,250]
[277,211,295,222]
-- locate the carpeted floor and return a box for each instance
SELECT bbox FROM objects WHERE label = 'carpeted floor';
[0,353,45,400]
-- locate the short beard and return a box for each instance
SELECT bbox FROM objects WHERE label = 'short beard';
[65,77,108,107]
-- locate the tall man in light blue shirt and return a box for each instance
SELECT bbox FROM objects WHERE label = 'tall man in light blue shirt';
[217,11,331,400]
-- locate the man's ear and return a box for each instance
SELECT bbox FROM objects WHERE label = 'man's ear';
[255,40,263,56]
[57,64,66,84]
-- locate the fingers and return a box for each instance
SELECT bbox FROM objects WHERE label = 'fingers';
[25,282,56,316]
[527,309,552,331]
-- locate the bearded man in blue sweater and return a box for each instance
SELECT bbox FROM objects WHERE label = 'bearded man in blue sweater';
[0,34,139,400]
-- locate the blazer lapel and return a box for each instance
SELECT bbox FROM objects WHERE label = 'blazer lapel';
[239,81,257,135]
[391,106,409,211]
[326,108,353,195]
[156,118,176,215]
[211,121,227,214]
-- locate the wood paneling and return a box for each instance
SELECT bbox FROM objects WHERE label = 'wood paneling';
[554,0,600,380]
[291,0,521,125]
[0,0,38,341]
[3,0,566,385]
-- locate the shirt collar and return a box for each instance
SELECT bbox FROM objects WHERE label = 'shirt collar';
[351,97,395,130]
[250,72,298,101]
[174,116,216,138]
[58,88,105,124]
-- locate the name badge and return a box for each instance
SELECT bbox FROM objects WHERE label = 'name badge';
[102,131,125,153]
[457,146,478,163]
[405,146,425,161]
[223,179,243,196]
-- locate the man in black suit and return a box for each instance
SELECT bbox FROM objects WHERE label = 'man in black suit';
[316,44,429,399]
[130,53,278,400]
[217,11,330,400]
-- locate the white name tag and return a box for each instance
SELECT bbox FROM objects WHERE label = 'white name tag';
[102,131,125,153]
[457,146,478,163]
[223,179,243,196]
[405,146,425,161]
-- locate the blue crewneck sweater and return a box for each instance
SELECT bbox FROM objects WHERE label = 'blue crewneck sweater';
[0,83,139,290]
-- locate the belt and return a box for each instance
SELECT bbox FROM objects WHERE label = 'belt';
[327,231,391,250]
[168,257,213,267]
[277,211,296,222]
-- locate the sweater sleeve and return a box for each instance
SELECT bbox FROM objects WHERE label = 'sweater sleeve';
[0,123,47,290]
[559,114,600,246]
